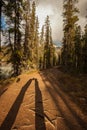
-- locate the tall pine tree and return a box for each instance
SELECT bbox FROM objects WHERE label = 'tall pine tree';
[62,0,79,69]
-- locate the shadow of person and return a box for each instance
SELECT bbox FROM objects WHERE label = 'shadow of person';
[0,79,32,130]
[35,79,46,130]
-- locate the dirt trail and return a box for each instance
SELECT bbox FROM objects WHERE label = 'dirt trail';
[0,68,87,130]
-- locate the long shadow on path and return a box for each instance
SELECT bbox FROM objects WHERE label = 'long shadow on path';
[40,71,87,130]
[0,79,32,130]
[35,79,46,130]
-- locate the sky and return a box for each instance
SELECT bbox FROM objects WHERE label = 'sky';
[36,0,87,43]
[1,16,6,30]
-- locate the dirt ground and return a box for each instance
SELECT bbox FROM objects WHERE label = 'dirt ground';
[0,67,87,130]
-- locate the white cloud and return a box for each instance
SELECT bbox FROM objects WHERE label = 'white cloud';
[36,5,54,28]
[36,0,87,42]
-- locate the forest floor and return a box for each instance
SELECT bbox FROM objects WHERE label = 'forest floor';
[0,67,87,130]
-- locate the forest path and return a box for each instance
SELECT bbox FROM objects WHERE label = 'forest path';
[0,68,87,130]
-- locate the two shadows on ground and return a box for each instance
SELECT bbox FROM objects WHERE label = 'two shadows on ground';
[0,79,46,130]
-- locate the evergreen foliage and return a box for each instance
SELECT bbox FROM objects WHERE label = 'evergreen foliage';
[1,1,56,77]
[39,16,56,69]
[61,0,87,73]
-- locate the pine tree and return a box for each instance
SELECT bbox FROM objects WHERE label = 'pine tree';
[23,0,31,69]
[83,24,87,73]
[40,25,44,45]
[39,25,45,69]
[30,1,36,62]
[74,25,82,71]
[33,16,39,68]
[12,0,23,75]
[5,0,23,76]
[62,0,79,69]
[39,15,55,69]
[49,27,55,67]
[44,15,51,68]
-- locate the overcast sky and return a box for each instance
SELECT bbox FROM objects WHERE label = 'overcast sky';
[36,0,87,43]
